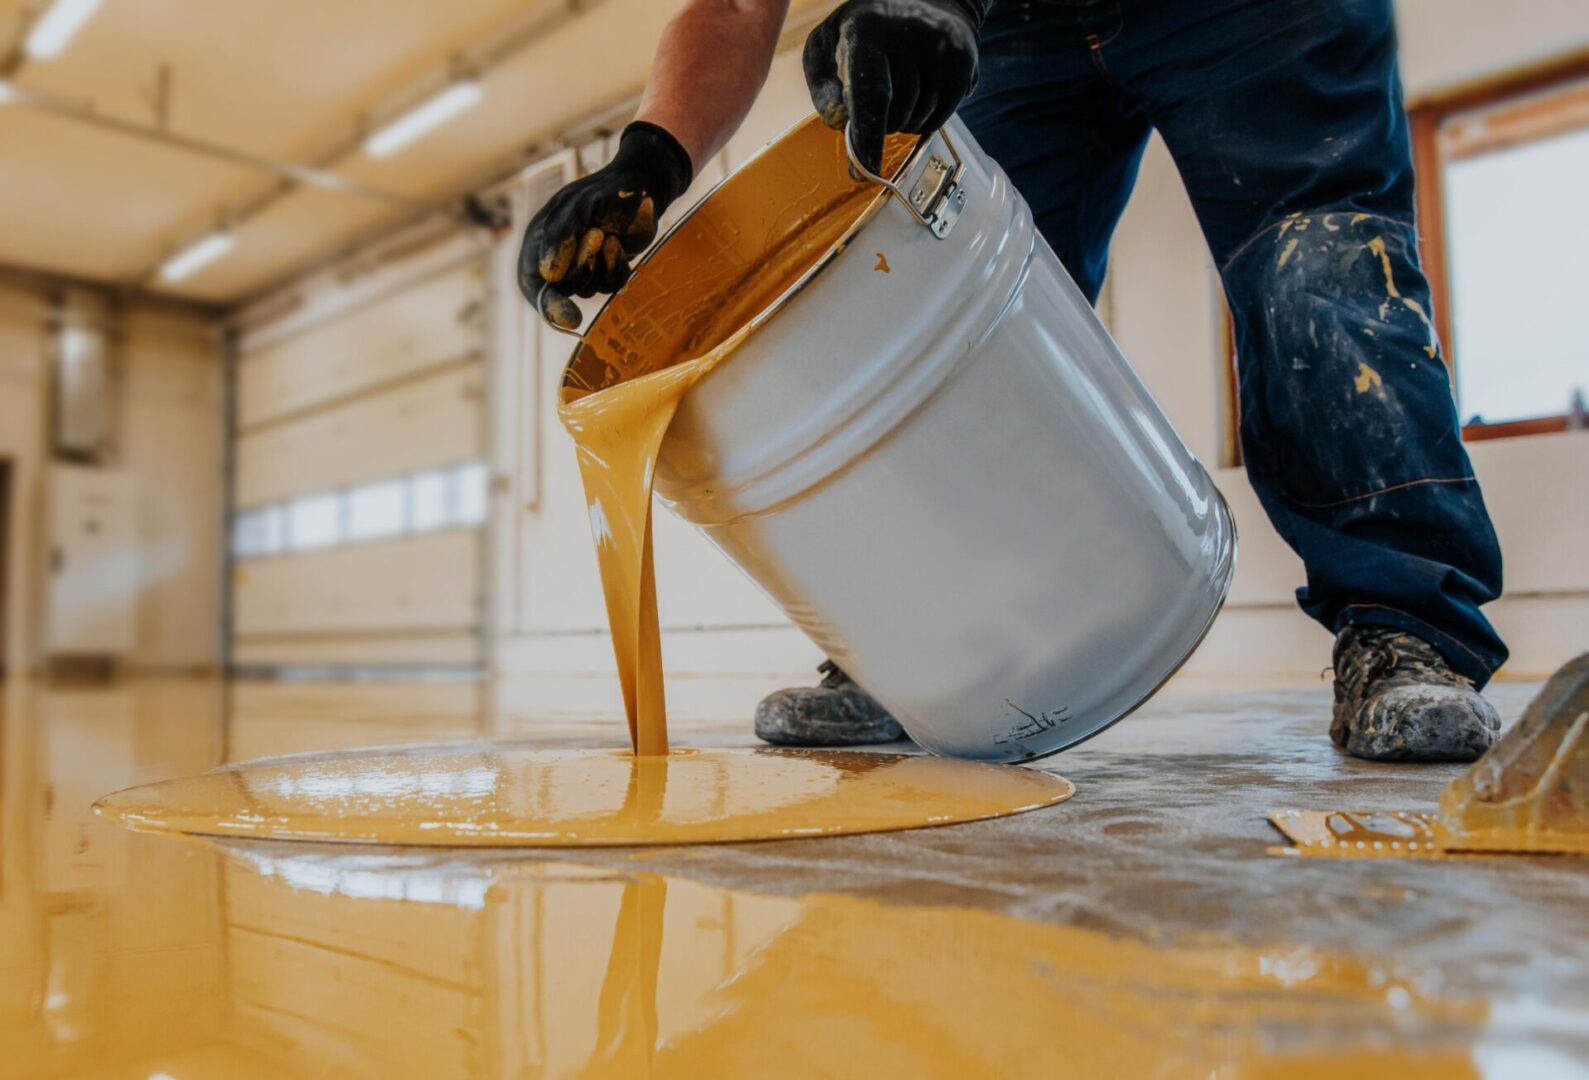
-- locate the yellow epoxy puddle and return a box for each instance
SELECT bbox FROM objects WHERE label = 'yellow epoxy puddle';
[94,745,1074,846]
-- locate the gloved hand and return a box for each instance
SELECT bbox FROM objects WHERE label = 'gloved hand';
[803,0,984,178]
[517,121,694,330]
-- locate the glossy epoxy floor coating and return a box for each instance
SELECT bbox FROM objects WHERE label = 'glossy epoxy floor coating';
[2,679,1586,1077]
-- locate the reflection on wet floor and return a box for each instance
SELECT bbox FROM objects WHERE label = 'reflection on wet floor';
[3,678,1588,1076]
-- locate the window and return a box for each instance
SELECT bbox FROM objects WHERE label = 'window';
[230,461,492,560]
[410,469,449,531]
[285,493,342,551]
[1411,57,1589,440]
[1220,55,1589,464]
[231,506,284,559]
[451,462,489,526]
[346,479,409,542]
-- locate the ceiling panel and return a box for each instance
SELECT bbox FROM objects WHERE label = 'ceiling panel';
[0,106,256,281]
[166,185,398,304]
[8,0,536,157]
[335,0,684,199]
[0,0,838,305]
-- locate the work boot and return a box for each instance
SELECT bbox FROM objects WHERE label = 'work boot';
[1331,626,1500,762]
[754,660,906,747]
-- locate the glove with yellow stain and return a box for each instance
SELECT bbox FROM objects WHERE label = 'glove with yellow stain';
[517,121,693,330]
[804,0,985,178]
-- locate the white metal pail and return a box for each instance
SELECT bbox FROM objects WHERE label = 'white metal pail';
[566,115,1235,762]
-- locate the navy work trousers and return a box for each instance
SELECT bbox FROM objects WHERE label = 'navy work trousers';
[959,0,1508,684]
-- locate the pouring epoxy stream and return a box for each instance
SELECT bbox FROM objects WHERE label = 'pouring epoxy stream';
[521,0,1510,764]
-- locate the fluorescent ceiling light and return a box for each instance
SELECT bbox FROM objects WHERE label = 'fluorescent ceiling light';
[364,80,483,158]
[159,231,234,283]
[25,0,104,60]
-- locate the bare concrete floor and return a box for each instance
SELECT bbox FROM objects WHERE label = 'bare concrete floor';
[2,678,1585,1076]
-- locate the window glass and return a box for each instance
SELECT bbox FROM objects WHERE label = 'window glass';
[260,506,285,554]
[452,462,489,526]
[236,464,488,559]
[347,479,409,542]
[1446,125,1589,425]
[231,506,284,559]
[410,469,450,531]
[286,493,342,551]
[231,510,264,559]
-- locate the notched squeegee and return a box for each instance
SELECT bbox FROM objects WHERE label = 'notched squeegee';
[1270,653,1589,858]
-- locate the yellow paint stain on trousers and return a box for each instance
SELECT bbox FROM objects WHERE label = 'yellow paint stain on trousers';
[1355,362,1383,394]
[1366,234,1440,359]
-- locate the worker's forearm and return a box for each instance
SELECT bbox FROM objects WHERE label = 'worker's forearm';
[635,0,792,170]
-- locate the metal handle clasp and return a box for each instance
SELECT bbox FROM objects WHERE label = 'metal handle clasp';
[844,125,968,240]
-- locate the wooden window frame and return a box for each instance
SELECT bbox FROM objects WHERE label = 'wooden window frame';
[1411,50,1589,443]
[1221,49,1589,465]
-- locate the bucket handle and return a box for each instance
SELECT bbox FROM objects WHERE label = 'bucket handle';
[844,124,968,240]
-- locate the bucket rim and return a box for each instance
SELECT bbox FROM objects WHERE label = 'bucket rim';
[561,114,929,396]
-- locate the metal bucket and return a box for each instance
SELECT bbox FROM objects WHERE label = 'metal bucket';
[562,114,1235,762]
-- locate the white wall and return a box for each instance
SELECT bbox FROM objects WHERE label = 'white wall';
[490,47,826,729]
[0,283,224,673]
[1394,0,1589,94]
[120,307,226,669]
[230,231,492,671]
[0,286,50,677]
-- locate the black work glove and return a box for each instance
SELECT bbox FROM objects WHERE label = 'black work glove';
[517,121,693,330]
[803,0,985,178]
